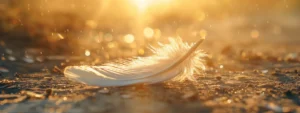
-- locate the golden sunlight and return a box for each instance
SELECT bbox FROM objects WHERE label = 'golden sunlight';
[131,0,150,11]
[85,50,91,56]
[124,34,135,43]
[130,0,171,12]
[143,27,154,38]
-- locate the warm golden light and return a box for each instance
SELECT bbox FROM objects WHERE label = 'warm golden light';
[124,34,135,43]
[130,0,172,12]
[85,50,91,56]
[57,33,64,39]
[143,27,154,38]
[132,0,151,11]
[154,29,161,39]
[138,48,145,55]
[199,29,207,38]
[197,12,206,22]
[107,42,117,48]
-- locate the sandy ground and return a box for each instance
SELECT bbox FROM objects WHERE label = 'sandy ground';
[1,41,300,113]
[0,17,300,113]
[0,64,300,113]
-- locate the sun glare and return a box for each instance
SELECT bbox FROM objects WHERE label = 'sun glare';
[132,0,150,11]
[131,0,171,12]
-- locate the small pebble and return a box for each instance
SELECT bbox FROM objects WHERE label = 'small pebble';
[0,67,9,73]
[262,70,268,74]
[45,89,53,98]
[52,66,63,74]
[266,103,286,112]
[36,56,45,62]
[8,56,16,61]
[182,92,197,99]
[253,70,260,73]
[98,88,109,94]
[23,57,34,63]
[216,76,222,80]
[247,84,254,87]
[14,72,21,78]
[121,94,132,99]
[271,72,285,76]
[234,75,248,80]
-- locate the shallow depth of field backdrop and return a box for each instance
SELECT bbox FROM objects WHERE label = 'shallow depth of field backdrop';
[0,0,300,113]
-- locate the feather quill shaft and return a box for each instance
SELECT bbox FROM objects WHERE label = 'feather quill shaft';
[64,38,206,86]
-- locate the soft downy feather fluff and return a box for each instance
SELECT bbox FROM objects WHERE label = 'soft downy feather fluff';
[64,37,206,86]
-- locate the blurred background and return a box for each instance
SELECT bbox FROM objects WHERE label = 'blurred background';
[0,0,300,74]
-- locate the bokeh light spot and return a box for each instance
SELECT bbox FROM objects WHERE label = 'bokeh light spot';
[85,50,91,56]
[144,27,154,38]
[124,34,135,43]
[154,29,161,39]
[138,48,145,55]
[107,42,117,48]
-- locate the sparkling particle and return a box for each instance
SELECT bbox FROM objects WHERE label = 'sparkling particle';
[85,50,91,56]
[219,65,224,69]
[124,34,135,43]
[143,27,154,38]
[57,33,64,39]
[227,99,232,103]
[63,97,68,101]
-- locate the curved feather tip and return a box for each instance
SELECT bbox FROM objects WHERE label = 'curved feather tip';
[64,37,207,86]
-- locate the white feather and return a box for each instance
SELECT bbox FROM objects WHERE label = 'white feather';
[64,37,206,86]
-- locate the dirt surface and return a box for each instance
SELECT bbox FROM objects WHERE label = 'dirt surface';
[0,65,300,113]
[1,32,300,113]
